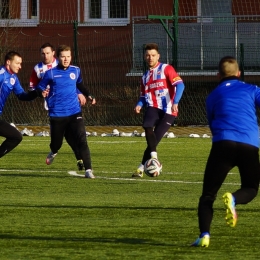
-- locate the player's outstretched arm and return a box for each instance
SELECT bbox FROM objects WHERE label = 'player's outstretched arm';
[16,89,42,101]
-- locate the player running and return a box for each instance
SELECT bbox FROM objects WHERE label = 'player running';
[192,56,260,247]
[29,42,86,171]
[0,51,43,159]
[36,45,96,178]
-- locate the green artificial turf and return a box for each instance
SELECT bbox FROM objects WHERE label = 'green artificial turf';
[0,136,258,259]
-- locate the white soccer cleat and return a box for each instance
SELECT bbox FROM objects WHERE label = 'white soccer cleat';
[85,169,95,179]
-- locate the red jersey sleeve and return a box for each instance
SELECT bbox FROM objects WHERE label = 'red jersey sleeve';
[164,65,183,86]
[29,69,41,89]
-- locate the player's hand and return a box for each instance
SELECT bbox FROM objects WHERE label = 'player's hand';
[78,94,86,106]
[172,104,178,113]
[135,105,142,113]
[42,88,49,97]
[88,95,96,105]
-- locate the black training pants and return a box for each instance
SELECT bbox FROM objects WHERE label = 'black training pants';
[49,112,91,170]
[198,140,260,234]
[0,120,22,158]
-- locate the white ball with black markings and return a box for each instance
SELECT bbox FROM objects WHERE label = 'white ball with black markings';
[144,158,162,177]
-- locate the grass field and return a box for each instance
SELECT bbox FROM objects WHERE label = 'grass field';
[0,136,259,260]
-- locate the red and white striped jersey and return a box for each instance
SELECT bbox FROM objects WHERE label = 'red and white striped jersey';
[29,58,58,89]
[141,62,183,116]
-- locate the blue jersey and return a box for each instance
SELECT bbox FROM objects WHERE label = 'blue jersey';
[37,65,83,117]
[206,77,260,148]
[0,66,33,115]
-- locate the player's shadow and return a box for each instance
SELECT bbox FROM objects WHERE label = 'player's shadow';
[0,233,172,246]
[0,172,71,178]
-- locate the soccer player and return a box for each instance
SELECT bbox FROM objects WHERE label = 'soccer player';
[29,42,86,171]
[192,56,260,247]
[132,43,185,177]
[0,51,42,158]
[36,45,96,178]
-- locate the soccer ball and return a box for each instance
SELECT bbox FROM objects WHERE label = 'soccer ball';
[144,158,162,177]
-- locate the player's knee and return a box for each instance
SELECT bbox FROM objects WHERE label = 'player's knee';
[14,132,23,145]
[251,188,258,199]
[199,195,216,206]
[7,133,22,151]
[144,127,153,136]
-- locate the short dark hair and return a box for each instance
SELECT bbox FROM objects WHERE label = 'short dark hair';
[56,45,71,57]
[40,42,55,51]
[144,43,159,52]
[4,51,22,64]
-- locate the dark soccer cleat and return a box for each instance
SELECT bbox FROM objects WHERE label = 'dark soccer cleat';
[46,152,57,165]
[77,160,84,171]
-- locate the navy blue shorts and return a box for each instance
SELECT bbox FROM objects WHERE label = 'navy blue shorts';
[143,106,175,128]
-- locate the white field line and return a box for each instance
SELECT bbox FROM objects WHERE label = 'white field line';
[67,171,240,185]
[0,169,239,185]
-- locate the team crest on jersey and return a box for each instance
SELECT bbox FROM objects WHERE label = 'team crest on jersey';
[70,73,76,80]
[10,78,15,85]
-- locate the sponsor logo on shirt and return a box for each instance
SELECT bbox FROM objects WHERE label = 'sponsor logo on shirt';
[148,81,165,89]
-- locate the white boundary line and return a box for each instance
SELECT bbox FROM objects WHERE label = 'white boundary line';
[67,171,240,185]
[0,169,240,185]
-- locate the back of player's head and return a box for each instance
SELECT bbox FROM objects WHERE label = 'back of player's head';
[56,45,71,57]
[218,56,239,78]
[144,43,159,53]
[4,51,22,63]
[40,42,54,51]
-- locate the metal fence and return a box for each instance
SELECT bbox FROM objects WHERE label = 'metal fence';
[2,15,260,126]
